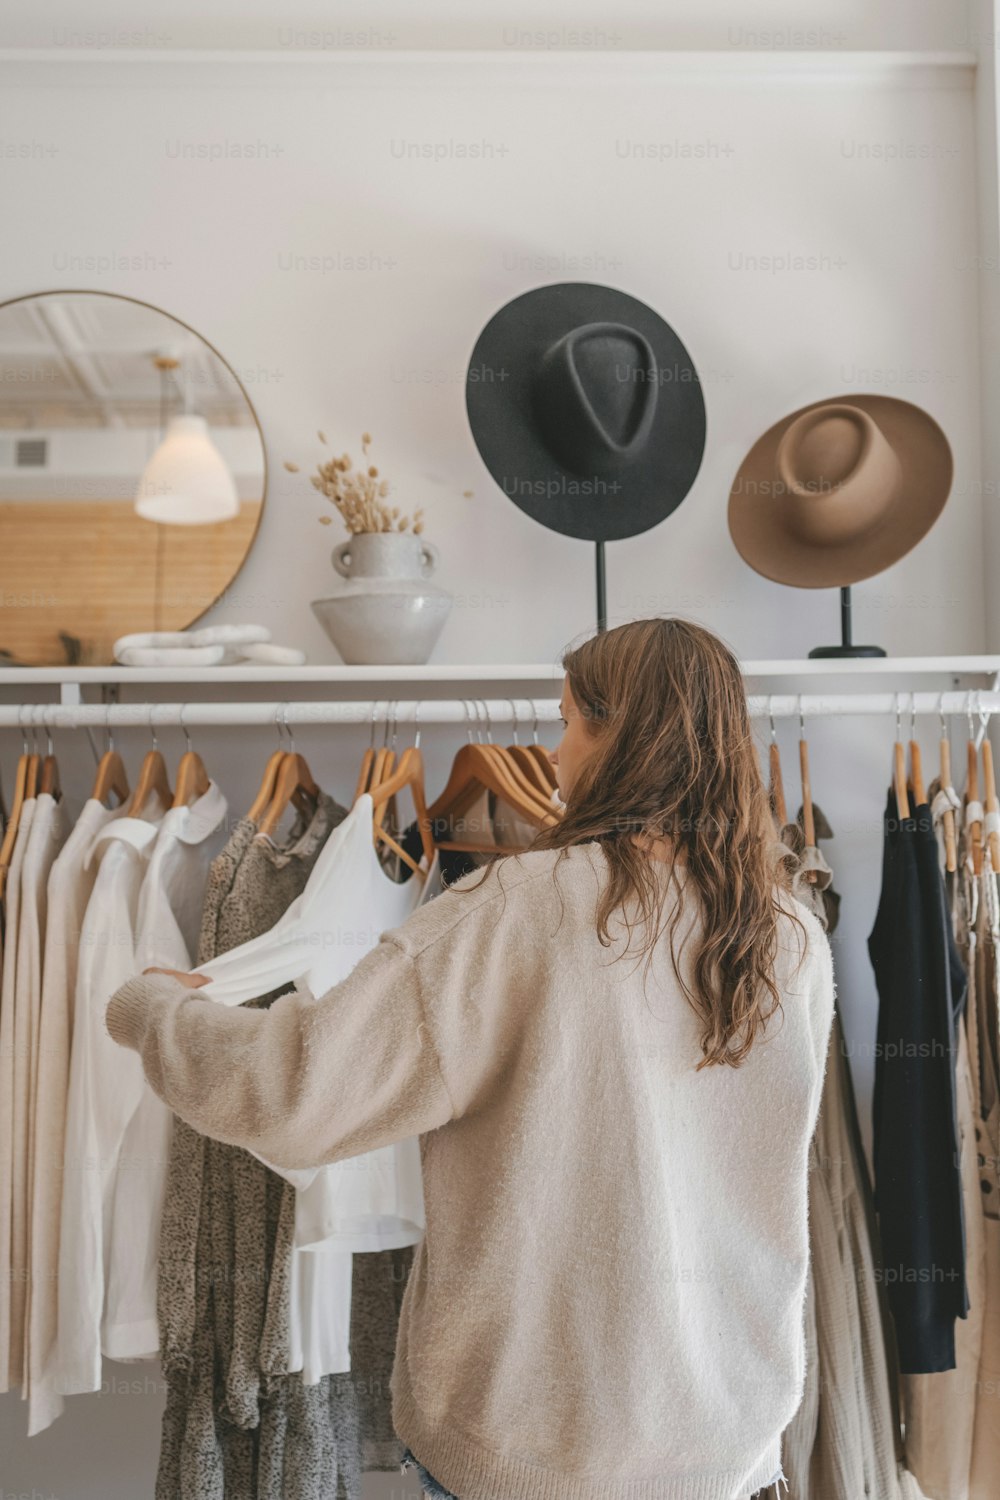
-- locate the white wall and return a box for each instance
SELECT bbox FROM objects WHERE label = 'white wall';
[0,0,974,53]
[0,15,991,1496]
[0,52,982,663]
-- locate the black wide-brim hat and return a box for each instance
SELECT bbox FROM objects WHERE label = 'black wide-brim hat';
[465,283,706,543]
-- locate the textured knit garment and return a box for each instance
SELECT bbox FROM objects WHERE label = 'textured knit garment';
[158,798,333,1498]
[868,787,969,1373]
[156,793,413,1500]
[108,844,835,1500]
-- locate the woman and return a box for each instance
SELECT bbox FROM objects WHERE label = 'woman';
[106,617,835,1500]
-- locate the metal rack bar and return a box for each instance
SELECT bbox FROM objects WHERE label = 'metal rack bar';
[1,691,1000,730]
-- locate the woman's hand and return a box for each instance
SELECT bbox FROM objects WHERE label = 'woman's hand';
[142,967,210,988]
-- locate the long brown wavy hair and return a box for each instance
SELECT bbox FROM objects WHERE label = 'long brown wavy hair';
[461,617,808,1068]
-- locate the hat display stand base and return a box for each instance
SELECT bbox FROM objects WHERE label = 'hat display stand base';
[808,586,886,659]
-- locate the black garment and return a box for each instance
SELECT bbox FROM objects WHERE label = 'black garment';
[398,817,486,888]
[867,787,969,1374]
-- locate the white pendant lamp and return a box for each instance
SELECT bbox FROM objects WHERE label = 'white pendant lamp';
[135,412,240,524]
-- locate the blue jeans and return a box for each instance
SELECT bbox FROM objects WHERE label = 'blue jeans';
[400,1446,459,1498]
[400,1444,783,1499]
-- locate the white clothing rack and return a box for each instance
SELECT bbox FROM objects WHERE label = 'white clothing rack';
[1,691,999,730]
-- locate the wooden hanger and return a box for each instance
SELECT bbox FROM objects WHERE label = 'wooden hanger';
[89,721,130,808]
[25,751,40,800]
[433,737,555,831]
[478,701,559,821]
[368,744,397,833]
[248,747,287,825]
[257,728,320,841]
[171,708,211,808]
[91,746,130,808]
[938,701,957,874]
[353,707,378,803]
[37,723,61,800]
[0,713,40,896]
[173,750,210,807]
[429,741,559,852]
[798,704,817,883]
[529,743,559,793]
[768,703,788,830]
[509,744,554,797]
[248,709,299,825]
[0,757,36,887]
[257,706,322,840]
[353,704,399,838]
[907,699,926,807]
[127,748,172,819]
[893,696,911,823]
[367,743,435,874]
[967,701,984,875]
[126,712,172,819]
[523,701,559,792]
[983,732,1000,873]
[501,701,557,799]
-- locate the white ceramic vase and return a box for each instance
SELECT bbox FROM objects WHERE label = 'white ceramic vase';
[310,531,452,665]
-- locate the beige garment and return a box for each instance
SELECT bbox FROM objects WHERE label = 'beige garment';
[773,819,834,929]
[447,785,541,851]
[901,1021,985,1500]
[27,798,122,1434]
[444,786,543,852]
[107,849,834,1500]
[491,791,543,848]
[0,797,36,1392]
[901,804,999,1500]
[10,793,67,1392]
[780,1008,907,1500]
[967,852,1000,1497]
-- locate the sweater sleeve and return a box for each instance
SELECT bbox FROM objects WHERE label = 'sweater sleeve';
[804,914,837,1133]
[104,933,456,1171]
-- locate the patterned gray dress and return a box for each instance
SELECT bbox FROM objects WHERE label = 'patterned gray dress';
[156,795,415,1499]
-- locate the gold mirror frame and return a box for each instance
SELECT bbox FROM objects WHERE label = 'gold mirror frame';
[0,288,267,665]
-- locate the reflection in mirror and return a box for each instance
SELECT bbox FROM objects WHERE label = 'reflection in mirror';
[0,291,265,665]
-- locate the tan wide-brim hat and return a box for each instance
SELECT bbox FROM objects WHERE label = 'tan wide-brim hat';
[728,394,953,588]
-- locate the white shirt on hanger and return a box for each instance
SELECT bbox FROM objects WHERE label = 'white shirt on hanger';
[11,792,68,1395]
[56,806,164,1393]
[28,796,126,1435]
[0,796,37,1394]
[194,793,440,1381]
[103,782,228,1363]
[58,781,227,1389]
[196,793,438,1241]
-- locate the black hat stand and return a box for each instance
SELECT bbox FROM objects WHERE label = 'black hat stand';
[808,586,885,658]
[595,542,607,632]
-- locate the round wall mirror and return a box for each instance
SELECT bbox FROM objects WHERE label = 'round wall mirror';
[0,290,266,666]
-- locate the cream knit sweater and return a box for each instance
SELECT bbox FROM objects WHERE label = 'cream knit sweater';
[106,842,835,1500]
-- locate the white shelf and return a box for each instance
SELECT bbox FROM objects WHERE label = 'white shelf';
[0,656,997,694]
[739,656,1000,677]
[0,50,976,89]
